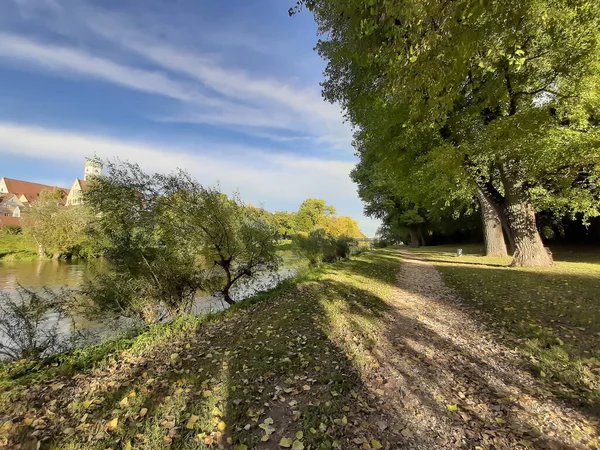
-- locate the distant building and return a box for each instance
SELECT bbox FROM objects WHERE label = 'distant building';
[0,178,69,207]
[66,157,102,206]
[0,158,102,228]
[0,179,69,228]
[65,178,88,206]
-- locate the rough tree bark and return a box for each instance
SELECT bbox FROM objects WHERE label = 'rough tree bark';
[501,172,553,267]
[409,228,421,248]
[477,189,508,257]
[466,158,551,267]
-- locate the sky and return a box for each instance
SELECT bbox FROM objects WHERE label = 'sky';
[0,0,381,236]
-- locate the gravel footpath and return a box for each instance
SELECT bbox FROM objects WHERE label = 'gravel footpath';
[361,251,598,449]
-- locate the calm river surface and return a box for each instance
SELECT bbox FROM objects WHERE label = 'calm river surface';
[0,258,297,351]
[0,258,105,292]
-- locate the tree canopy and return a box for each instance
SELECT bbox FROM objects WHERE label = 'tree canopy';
[297,0,600,266]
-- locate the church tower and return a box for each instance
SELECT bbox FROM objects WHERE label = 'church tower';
[83,156,102,181]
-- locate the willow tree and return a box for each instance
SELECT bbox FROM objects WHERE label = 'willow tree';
[297,0,600,266]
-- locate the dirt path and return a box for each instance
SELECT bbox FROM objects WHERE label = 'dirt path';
[361,251,597,449]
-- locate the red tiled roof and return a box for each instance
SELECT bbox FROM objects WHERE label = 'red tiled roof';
[1,178,70,206]
[0,216,22,228]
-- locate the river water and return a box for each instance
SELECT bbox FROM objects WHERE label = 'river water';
[0,258,298,354]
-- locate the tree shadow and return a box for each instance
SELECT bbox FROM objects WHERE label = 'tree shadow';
[311,266,599,448]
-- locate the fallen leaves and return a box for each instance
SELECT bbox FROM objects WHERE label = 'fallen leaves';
[105,417,118,431]
[371,439,383,449]
[186,415,199,429]
[279,437,293,447]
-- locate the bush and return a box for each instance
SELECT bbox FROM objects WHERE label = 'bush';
[0,225,22,236]
[295,229,356,266]
[373,239,389,248]
[334,236,355,259]
[83,162,280,321]
[0,287,71,360]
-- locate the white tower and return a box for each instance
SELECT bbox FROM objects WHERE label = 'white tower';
[83,156,102,181]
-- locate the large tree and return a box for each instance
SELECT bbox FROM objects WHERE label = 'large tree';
[297,0,600,266]
[83,162,281,320]
[293,198,337,233]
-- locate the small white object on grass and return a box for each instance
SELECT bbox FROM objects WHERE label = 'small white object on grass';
[457,248,463,257]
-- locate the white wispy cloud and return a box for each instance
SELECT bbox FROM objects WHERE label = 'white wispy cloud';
[0,122,353,205]
[0,33,243,110]
[85,21,348,137]
[1,0,353,150]
[0,30,351,147]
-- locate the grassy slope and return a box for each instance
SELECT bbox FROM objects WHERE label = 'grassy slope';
[406,244,600,412]
[0,234,38,260]
[0,251,403,449]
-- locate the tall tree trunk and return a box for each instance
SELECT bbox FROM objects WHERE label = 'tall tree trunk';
[477,189,508,257]
[409,228,421,247]
[499,214,516,254]
[418,229,426,246]
[501,171,552,267]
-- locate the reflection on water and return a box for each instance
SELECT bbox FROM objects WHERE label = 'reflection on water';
[0,258,106,292]
[0,258,298,354]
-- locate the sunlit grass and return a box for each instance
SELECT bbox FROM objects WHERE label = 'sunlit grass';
[406,244,600,411]
[0,234,38,261]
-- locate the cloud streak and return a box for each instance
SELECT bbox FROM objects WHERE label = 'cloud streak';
[0,122,355,207]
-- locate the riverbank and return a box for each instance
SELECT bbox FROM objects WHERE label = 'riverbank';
[1,249,598,449]
[0,235,37,261]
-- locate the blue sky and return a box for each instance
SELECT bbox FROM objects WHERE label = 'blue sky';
[0,0,380,236]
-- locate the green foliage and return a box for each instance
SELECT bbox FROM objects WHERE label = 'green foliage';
[372,239,388,249]
[83,161,281,320]
[302,0,600,265]
[271,211,296,238]
[21,190,97,259]
[0,287,70,360]
[0,225,21,236]
[295,229,355,266]
[167,178,281,305]
[0,234,38,261]
[293,198,336,233]
[326,215,366,238]
[83,163,206,321]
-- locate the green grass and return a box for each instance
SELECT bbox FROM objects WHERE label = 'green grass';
[0,234,38,260]
[406,244,600,412]
[0,252,405,449]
